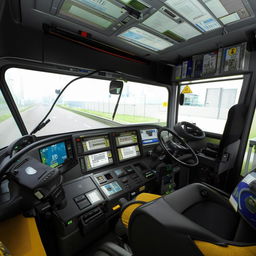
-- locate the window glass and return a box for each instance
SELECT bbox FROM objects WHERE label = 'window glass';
[5,68,168,136]
[178,76,243,134]
[0,90,21,149]
[241,111,256,176]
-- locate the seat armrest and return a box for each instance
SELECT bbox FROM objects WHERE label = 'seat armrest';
[201,182,230,198]
[197,153,218,166]
[206,143,219,151]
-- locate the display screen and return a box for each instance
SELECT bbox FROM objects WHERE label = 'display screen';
[84,151,113,171]
[165,0,221,32]
[116,131,138,146]
[118,27,173,52]
[40,142,68,168]
[143,10,201,41]
[140,129,159,145]
[118,145,140,161]
[59,0,117,29]
[101,181,123,196]
[82,136,110,152]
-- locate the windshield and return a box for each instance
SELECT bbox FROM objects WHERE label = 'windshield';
[4,68,168,137]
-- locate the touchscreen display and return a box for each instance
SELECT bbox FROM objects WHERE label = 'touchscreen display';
[116,131,138,146]
[84,151,113,171]
[101,181,122,196]
[140,129,159,145]
[82,136,110,152]
[40,142,67,168]
[118,145,140,161]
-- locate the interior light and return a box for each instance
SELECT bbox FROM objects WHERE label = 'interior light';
[165,0,221,32]
[118,27,173,51]
[143,10,201,41]
[119,0,149,11]
[59,0,126,29]
[62,5,113,28]
[202,0,250,25]
[73,0,126,18]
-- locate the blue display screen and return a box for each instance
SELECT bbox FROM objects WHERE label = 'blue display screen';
[40,142,67,168]
[102,181,122,196]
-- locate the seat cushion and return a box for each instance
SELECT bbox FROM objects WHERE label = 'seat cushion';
[195,240,256,256]
[183,200,239,240]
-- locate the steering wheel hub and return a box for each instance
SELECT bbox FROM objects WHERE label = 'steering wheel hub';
[158,128,199,167]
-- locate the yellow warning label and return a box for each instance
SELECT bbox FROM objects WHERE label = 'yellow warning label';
[228,47,237,56]
[181,85,192,94]
[162,102,168,107]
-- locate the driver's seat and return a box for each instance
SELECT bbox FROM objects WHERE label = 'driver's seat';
[128,184,256,256]
[115,183,256,256]
[201,103,247,174]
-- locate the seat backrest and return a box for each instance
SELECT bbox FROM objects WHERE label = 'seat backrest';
[218,104,247,157]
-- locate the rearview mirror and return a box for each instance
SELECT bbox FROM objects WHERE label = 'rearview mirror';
[109,80,123,95]
[179,93,185,105]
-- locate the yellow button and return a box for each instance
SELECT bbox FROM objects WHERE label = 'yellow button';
[112,205,121,211]
[139,186,145,192]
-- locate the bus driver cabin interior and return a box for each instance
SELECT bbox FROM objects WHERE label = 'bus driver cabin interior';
[1,0,256,255]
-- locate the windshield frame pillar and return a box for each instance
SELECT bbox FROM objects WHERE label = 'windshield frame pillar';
[0,68,28,136]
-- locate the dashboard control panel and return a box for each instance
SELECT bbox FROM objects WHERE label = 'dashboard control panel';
[34,125,160,222]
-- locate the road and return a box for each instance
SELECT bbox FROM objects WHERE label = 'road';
[0,105,109,148]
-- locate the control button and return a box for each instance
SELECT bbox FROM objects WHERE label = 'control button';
[112,205,121,211]
[97,175,107,184]
[139,186,145,192]
[124,166,134,173]
[145,171,154,179]
[121,177,128,183]
[34,190,44,200]
[74,194,86,203]
[114,169,126,177]
[131,174,138,179]
[130,192,136,197]
[77,199,91,210]
[93,208,100,214]
[105,173,113,180]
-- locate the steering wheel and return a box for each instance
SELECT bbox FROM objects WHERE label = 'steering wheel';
[174,122,205,141]
[158,128,199,167]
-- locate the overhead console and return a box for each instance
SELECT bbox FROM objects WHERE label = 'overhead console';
[27,0,255,56]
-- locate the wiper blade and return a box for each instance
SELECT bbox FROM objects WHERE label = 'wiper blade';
[31,119,50,134]
[112,86,123,121]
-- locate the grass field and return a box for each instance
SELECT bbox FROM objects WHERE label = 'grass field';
[58,105,160,124]
[0,106,33,123]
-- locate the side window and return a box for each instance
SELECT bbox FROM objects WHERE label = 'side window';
[0,90,21,149]
[178,76,244,134]
[242,110,256,176]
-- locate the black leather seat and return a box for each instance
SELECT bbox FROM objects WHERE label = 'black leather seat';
[200,104,247,174]
[127,183,256,256]
[95,182,256,256]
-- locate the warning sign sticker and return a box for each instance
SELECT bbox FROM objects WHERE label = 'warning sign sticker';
[228,47,237,56]
[181,85,192,94]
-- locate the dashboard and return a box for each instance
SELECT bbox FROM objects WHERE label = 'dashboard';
[5,125,176,256]
[26,126,161,221]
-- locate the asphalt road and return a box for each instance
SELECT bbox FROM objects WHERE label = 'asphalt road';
[0,105,109,149]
